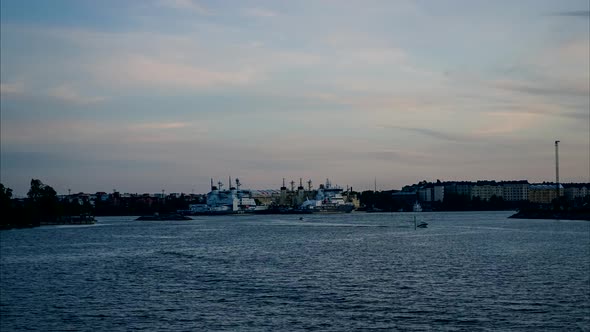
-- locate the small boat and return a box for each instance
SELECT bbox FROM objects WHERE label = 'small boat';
[413,201,422,212]
[412,216,428,229]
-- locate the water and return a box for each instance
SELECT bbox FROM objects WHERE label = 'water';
[1,212,589,331]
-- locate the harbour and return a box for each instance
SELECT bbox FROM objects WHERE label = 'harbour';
[185,178,357,215]
[1,212,588,331]
[1,1,588,331]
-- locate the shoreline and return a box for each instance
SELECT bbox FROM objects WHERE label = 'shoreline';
[509,210,590,221]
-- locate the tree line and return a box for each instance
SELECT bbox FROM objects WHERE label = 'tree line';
[0,179,197,229]
[1,179,107,229]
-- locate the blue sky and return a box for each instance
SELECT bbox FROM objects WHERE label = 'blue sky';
[1,0,589,195]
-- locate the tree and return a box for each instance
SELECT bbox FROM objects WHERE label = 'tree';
[0,183,13,210]
[27,179,59,222]
[1,184,15,227]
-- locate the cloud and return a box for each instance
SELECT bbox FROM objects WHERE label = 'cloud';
[1,120,117,145]
[243,8,279,18]
[129,122,192,130]
[156,0,210,15]
[336,48,407,66]
[384,126,471,143]
[472,112,538,136]
[365,150,403,161]
[0,82,24,96]
[1,118,208,149]
[47,85,107,104]
[493,79,589,98]
[551,10,590,18]
[96,55,259,90]
[125,121,210,143]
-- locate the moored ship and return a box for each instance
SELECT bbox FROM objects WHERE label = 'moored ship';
[188,178,269,215]
[188,178,355,215]
[300,179,355,213]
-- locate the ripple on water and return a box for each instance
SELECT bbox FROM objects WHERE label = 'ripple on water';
[1,212,589,331]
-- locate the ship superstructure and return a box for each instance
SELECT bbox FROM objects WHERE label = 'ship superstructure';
[190,178,268,215]
[190,177,357,215]
[300,179,355,213]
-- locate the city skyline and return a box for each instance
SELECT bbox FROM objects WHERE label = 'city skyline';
[1,0,589,195]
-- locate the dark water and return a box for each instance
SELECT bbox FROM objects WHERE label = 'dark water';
[1,212,589,331]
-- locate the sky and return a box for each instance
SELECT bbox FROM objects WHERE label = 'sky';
[1,0,589,195]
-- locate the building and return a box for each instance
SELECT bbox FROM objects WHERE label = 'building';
[443,181,474,197]
[563,183,589,201]
[529,184,564,204]
[418,187,432,202]
[391,191,418,207]
[433,185,444,202]
[501,180,529,202]
[471,181,503,201]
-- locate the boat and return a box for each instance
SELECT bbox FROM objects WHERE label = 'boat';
[413,201,423,212]
[412,216,428,229]
[300,179,355,213]
[188,178,270,215]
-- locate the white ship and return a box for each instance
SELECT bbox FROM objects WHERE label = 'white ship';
[189,178,269,215]
[300,179,355,213]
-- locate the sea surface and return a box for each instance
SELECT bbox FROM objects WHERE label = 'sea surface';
[1,212,589,331]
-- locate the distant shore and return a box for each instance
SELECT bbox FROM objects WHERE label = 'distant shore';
[509,210,590,221]
[135,214,192,221]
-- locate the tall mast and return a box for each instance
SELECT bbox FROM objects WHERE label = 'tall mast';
[555,140,560,199]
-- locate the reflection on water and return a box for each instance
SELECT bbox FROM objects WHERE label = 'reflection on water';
[1,212,589,331]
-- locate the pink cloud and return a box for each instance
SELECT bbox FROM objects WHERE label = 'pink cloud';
[472,112,539,136]
[243,8,279,18]
[47,85,108,104]
[0,82,24,96]
[97,55,259,90]
[129,122,191,130]
[156,0,210,15]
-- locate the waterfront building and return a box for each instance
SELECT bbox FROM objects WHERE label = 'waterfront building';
[563,183,590,201]
[433,185,444,202]
[391,191,418,206]
[415,182,444,203]
[418,187,432,202]
[471,181,503,201]
[443,181,474,197]
[501,180,529,202]
[529,184,564,204]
